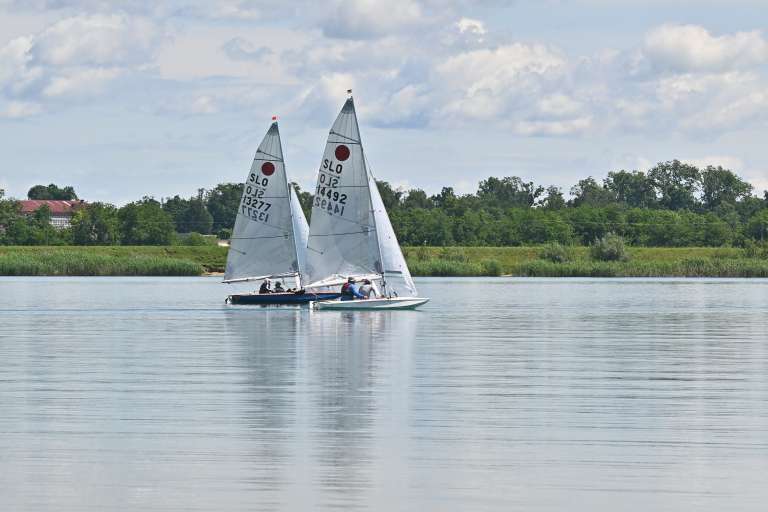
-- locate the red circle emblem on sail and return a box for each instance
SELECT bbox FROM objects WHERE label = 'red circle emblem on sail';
[261,162,275,176]
[335,145,350,161]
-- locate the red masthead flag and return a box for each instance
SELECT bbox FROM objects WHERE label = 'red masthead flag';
[272,115,277,121]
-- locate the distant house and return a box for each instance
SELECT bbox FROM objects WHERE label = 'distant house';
[19,200,86,229]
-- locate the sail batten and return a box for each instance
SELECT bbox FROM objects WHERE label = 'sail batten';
[224,121,309,284]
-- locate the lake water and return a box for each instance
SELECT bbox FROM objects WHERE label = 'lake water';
[1,277,767,511]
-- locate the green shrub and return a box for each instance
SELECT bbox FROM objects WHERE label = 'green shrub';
[743,239,767,259]
[438,247,470,263]
[539,242,573,263]
[481,259,503,276]
[590,233,629,262]
[217,228,232,240]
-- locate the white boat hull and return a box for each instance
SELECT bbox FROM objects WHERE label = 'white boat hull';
[313,297,429,310]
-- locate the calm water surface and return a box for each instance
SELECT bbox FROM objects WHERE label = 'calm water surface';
[1,277,767,511]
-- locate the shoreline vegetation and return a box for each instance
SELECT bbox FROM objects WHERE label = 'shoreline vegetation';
[1,245,767,278]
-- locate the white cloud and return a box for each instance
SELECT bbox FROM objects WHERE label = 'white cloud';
[643,24,768,72]
[320,0,426,39]
[456,17,486,36]
[683,155,744,171]
[189,94,218,114]
[42,67,121,97]
[515,116,592,136]
[436,43,566,122]
[32,14,160,66]
[1,100,42,118]
[0,13,163,109]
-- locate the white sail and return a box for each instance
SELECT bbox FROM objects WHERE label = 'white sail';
[305,97,380,287]
[305,96,418,297]
[289,184,309,284]
[224,121,303,283]
[368,171,417,297]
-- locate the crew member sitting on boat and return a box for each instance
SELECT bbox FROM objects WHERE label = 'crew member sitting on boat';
[259,279,271,294]
[340,277,366,301]
[274,281,285,293]
[359,279,377,299]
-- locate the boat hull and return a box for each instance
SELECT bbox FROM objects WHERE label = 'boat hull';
[228,292,340,305]
[313,297,429,310]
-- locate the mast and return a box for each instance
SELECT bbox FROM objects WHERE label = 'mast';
[349,92,388,296]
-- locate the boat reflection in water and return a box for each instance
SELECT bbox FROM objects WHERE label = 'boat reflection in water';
[224,308,419,510]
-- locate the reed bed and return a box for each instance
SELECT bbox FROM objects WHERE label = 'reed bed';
[402,246,768,277]
[1,245,766,277]
[0,249,203,276]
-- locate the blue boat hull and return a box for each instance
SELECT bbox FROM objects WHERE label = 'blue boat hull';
[227,292,340,305]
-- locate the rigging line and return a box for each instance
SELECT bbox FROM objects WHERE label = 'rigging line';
[328,131,361,143]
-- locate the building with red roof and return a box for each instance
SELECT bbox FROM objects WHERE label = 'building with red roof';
[19,200,86,229]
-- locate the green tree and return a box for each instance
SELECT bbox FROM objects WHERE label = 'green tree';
[431,187,457,209]
[539,185,566,209]
[648,160,700,210]
[290,182,313,220]
[376,181,403,211]
[162,195,190,231]
[118,197,175,245]
[604,170,656,208]
[477,176,544,208]
[71,202,119,245]
[205,183,243,231]
[178,191,213,234]
[402,189,432,209]
[27,184,78,200]
[569,177,616,207]
[746,210,768,241]
[700,165,753,210]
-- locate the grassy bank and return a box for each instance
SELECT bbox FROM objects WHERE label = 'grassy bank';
[402,246,768,278]
[0,245,767,277]
[0,246,222,276]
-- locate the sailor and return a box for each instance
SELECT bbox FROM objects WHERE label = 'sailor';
[274,281,285,293]
[258,279,271,294]
[358,279,376,299]
[340,277,366,301]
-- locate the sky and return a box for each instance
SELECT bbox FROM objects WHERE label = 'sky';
[1,0,767,204]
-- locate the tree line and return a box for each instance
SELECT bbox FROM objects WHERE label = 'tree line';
[1,160,767,246]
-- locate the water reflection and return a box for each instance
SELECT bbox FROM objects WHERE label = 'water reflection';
[2,277,768,511]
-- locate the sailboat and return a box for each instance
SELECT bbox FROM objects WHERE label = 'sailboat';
[224,119,341,305]
[304,94,429,310]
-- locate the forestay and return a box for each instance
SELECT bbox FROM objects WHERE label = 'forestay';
[305,97,417,297]
[224,122,306,284]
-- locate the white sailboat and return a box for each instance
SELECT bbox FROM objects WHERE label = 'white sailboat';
[224,119,340,305]
[304,94,429,310]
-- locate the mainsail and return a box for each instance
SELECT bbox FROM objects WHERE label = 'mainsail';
[305,97,417,297]
[224,121,307,285]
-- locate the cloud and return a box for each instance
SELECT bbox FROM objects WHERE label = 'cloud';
[221,37,273,61]
[455,17,486,36]
[1,100,42,118]
[643,24,768,72]
[435,43,567,122]
[32,13,160,66]
[320,0,426,39]
[0,13,163,112]
[42,67,121,97]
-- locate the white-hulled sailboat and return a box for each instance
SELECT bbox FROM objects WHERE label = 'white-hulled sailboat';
[224,119,340,305]
[304,94,429,310]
